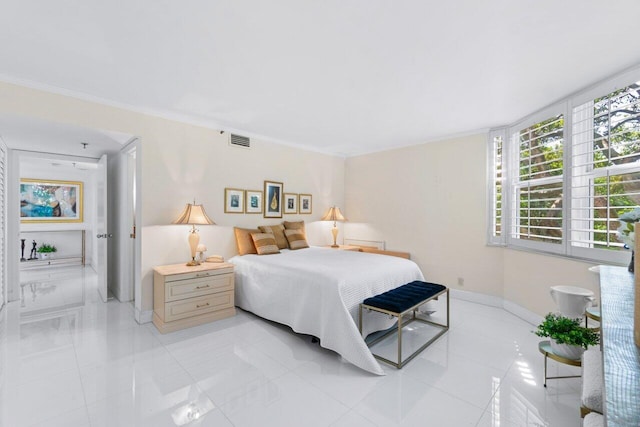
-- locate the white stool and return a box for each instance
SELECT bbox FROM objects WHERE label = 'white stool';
[581,348,603,417]
[583,412,604,427]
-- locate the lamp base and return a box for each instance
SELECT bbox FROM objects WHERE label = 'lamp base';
[186,257,201,266]
[330,244,340,248]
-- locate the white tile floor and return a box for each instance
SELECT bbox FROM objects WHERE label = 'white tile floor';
[0,266,583,426]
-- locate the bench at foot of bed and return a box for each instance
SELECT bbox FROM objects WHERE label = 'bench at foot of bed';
[359,281,449,369]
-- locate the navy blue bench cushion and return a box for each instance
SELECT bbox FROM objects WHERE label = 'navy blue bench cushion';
[363,281,446,313]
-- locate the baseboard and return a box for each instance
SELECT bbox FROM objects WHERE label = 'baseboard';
[450,288,503,308]
[450,289,542,326]
[135,308,153,324]
[503,300,544,326]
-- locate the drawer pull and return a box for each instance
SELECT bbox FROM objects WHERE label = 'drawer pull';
[195,273,210,277]
[195,285,210,289]
[196,303,210,308]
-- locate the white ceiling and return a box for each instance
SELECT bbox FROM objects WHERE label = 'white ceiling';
[1,1,640,156]
[0,114,132,158]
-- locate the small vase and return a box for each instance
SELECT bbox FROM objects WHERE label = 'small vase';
[39,253,50,260]
[629,250,635,273]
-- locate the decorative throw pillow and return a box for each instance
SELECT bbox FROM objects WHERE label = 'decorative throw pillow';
[283,220,306,238]
[234,227,260,255]
[284,229,309,250]
[251,233,281,255]
[258,224,289,249]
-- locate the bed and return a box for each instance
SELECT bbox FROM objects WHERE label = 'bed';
[229,246,424,375]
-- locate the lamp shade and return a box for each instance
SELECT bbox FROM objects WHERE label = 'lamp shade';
[173,201,214,266]
[173,203,215,226]
[321,206,347,222]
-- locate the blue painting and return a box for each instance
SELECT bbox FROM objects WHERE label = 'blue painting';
[20,179,83,222]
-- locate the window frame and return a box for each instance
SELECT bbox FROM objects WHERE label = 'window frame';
[488,64,640,265]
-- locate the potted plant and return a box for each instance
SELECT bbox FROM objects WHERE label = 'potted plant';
[37,243,57,260]
[534,313,600,359]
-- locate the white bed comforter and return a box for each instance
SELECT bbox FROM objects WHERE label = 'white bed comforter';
[229,247,424,375]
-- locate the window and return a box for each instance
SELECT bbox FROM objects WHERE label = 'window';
[488,130,504,245]
[571,81,640,259]
[490,74,640,263]
[511,114,564,247]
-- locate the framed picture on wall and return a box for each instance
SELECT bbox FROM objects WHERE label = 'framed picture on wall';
[224,188,245,213]
[245,190,263,214]
[264,180,283,218]
[20,179,83,223]
[284,193,298,214]
[299,194,312,214]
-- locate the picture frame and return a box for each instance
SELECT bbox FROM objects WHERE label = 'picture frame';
[245,190,263,214]
[284,193,298,214]
[299,194,312,214]
[20,179,83,223]
[264,180,283,218]
[224,188,245,213]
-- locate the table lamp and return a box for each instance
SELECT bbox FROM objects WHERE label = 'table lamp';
[321,206,347,248]
[173,200,215,266]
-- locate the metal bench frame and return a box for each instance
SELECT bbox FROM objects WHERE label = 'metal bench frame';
[359,287,449,368]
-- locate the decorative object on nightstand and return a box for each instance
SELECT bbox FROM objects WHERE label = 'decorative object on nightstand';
[196,244,207,263]
[173,200,215,266]
[153,262,235,333]
[321,206,347,248]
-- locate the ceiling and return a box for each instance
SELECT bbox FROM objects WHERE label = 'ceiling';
[0,114,132,159]
[1,1,640,157]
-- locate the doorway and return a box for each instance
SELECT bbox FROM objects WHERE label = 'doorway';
[0,115,138,314]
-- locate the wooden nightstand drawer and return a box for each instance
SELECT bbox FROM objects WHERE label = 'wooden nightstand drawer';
[164,290,234,322]
[153,262,236,333]
[165,274,233,302]
[165,266,233,283]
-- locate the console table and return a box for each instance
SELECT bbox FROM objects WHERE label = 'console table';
[19,229,86,269]
[598,265,640,427]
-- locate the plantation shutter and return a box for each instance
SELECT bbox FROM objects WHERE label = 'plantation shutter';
[0,141,5,311]
[488,130,505,245]
[510,114,564,247]
[570,81,640,256]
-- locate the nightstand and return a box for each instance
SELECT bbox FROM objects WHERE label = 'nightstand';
[153,262,235,333]
[324,245,362,251]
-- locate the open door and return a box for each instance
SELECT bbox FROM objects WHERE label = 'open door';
[96,154,109,302]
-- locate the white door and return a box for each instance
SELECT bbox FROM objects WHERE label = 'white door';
[96,154,109,302]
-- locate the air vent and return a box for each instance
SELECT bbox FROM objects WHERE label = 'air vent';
[229,133,251,149]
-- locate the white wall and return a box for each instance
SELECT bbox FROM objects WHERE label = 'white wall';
[140,132,345,315]
[345,134,504,298]
[345,133,601,316]
[0,82,345,319]
[0,80,603,319]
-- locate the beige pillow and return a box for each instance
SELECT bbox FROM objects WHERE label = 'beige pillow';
[258,224,289,249]
[234,227,260,255]
[251,233,281,255]
[284,229,309,250]
[283,220,306,238]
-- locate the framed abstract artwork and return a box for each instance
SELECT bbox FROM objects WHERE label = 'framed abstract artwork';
[284,193,298,214]
[245,190,263,214]
[224,188,245,213]
[264,180,283,218]
[20,179,83,223]
[299,194,312,214]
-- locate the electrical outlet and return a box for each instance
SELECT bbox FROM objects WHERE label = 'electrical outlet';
[457,277,464,286]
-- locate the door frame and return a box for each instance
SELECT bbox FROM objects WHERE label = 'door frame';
[7,150,102,302]
[116,138,142,320]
